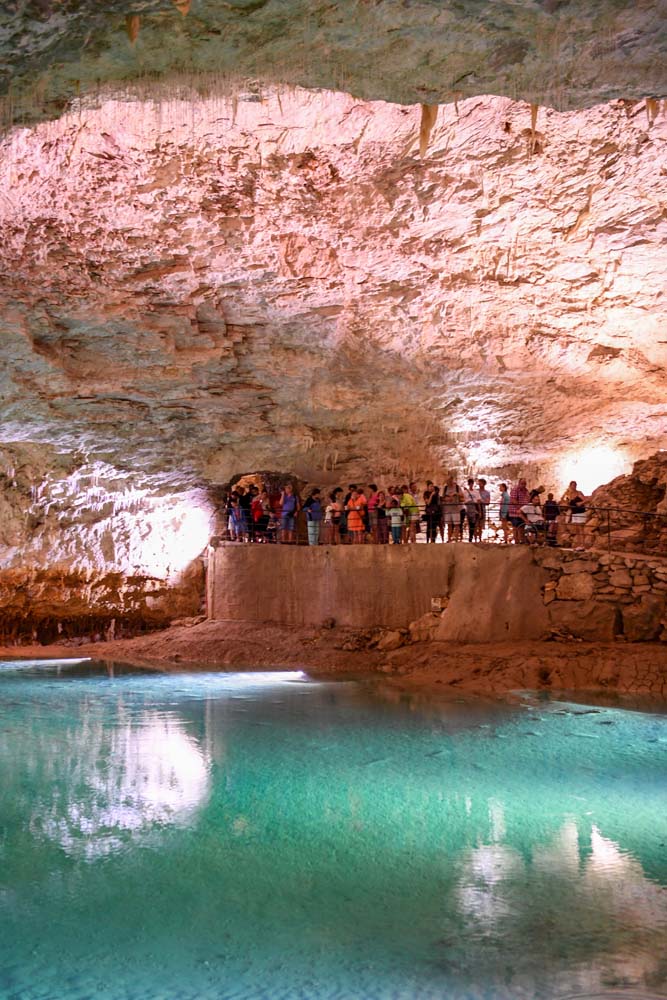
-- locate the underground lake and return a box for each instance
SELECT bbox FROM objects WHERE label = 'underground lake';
[0,659,666,1000]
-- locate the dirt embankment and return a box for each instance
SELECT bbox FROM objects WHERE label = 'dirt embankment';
[1,618,665,699]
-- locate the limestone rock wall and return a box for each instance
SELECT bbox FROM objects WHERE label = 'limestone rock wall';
[586,451,667,552]
[0,562,205,645]
[2,85,667,627]
[0,443,211,642]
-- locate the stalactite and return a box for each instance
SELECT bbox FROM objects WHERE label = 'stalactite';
[126,14,140,44]
[646,97,660,124]
[419,104,438,157]
[172,0,192,15]
[530,102,539,153]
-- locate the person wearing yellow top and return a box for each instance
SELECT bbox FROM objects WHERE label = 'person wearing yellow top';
[400,484,419,544]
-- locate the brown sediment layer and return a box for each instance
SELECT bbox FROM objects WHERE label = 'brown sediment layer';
[1,619,665,699]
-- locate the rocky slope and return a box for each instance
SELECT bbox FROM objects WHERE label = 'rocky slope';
[587,450,667,551]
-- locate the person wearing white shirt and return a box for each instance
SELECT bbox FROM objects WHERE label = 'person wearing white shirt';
[462,477,481,543]
[520,490,546,545]
[475,477,491,541]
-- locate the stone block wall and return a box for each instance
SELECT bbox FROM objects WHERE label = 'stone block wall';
[536,549,667,642]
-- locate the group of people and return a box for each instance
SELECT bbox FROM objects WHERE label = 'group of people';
[223,477,588,549]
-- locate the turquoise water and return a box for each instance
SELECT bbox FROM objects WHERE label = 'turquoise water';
[0,660,666,1000]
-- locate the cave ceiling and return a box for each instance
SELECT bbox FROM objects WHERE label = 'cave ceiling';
[1,1,667,513]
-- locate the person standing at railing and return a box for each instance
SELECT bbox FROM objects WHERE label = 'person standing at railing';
[376,489,389,544]
[357,486,369,539]
[237,486,252,541]
[462,478,481,542]
[367,483,380,543]
[565,481,587,550]
[324,488,343,544]
[247,485,260,542]
[346,489,366,544]
[442,474,464,542]
[498,483,511,542]
[509,478,531,543]
[475,478,490,541]
[251,489,269,542]
[303,488,323,546]
[279,483,300,544]
[425,485,442,542]
[543,492,560,547]
[387,496,403,544]
[340,484,357,544]
[400,484,419,543]
[229,496,247,542]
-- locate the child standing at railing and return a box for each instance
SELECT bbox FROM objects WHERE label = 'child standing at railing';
[388,498,403,545]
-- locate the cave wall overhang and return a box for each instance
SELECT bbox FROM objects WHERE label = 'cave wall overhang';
[2,0,667,130]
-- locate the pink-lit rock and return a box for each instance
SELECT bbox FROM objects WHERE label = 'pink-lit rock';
[1,86,667,630]
[1,89,666,486]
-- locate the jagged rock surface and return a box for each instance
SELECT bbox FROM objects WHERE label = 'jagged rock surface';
[587,451,667,552]
[1,86,667,631]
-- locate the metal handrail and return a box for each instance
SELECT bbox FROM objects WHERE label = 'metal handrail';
[217,497,667,555]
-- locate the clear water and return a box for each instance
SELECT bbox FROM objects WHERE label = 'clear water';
[1,659,666,1000]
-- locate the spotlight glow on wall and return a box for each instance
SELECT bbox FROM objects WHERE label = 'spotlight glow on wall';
[136,501,213,580]
[556,444,629,495]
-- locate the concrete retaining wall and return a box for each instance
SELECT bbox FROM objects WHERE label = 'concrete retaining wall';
[207,543,551,641]
[208,543,667,643]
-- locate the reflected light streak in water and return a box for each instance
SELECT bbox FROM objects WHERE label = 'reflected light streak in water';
[30,712,211,859]
[0,658,91,670]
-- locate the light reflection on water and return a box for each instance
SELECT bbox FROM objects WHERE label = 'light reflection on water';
[0,659,665,1000]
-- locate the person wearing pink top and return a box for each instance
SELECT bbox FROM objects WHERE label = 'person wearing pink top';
[508,478,531,543]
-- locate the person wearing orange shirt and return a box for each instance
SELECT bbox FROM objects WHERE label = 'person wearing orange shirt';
[346,489,367,543]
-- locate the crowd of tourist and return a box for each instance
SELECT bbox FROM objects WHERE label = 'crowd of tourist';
[222,477,589,549]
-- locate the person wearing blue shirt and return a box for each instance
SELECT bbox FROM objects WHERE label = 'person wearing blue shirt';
[303,488,323,546]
